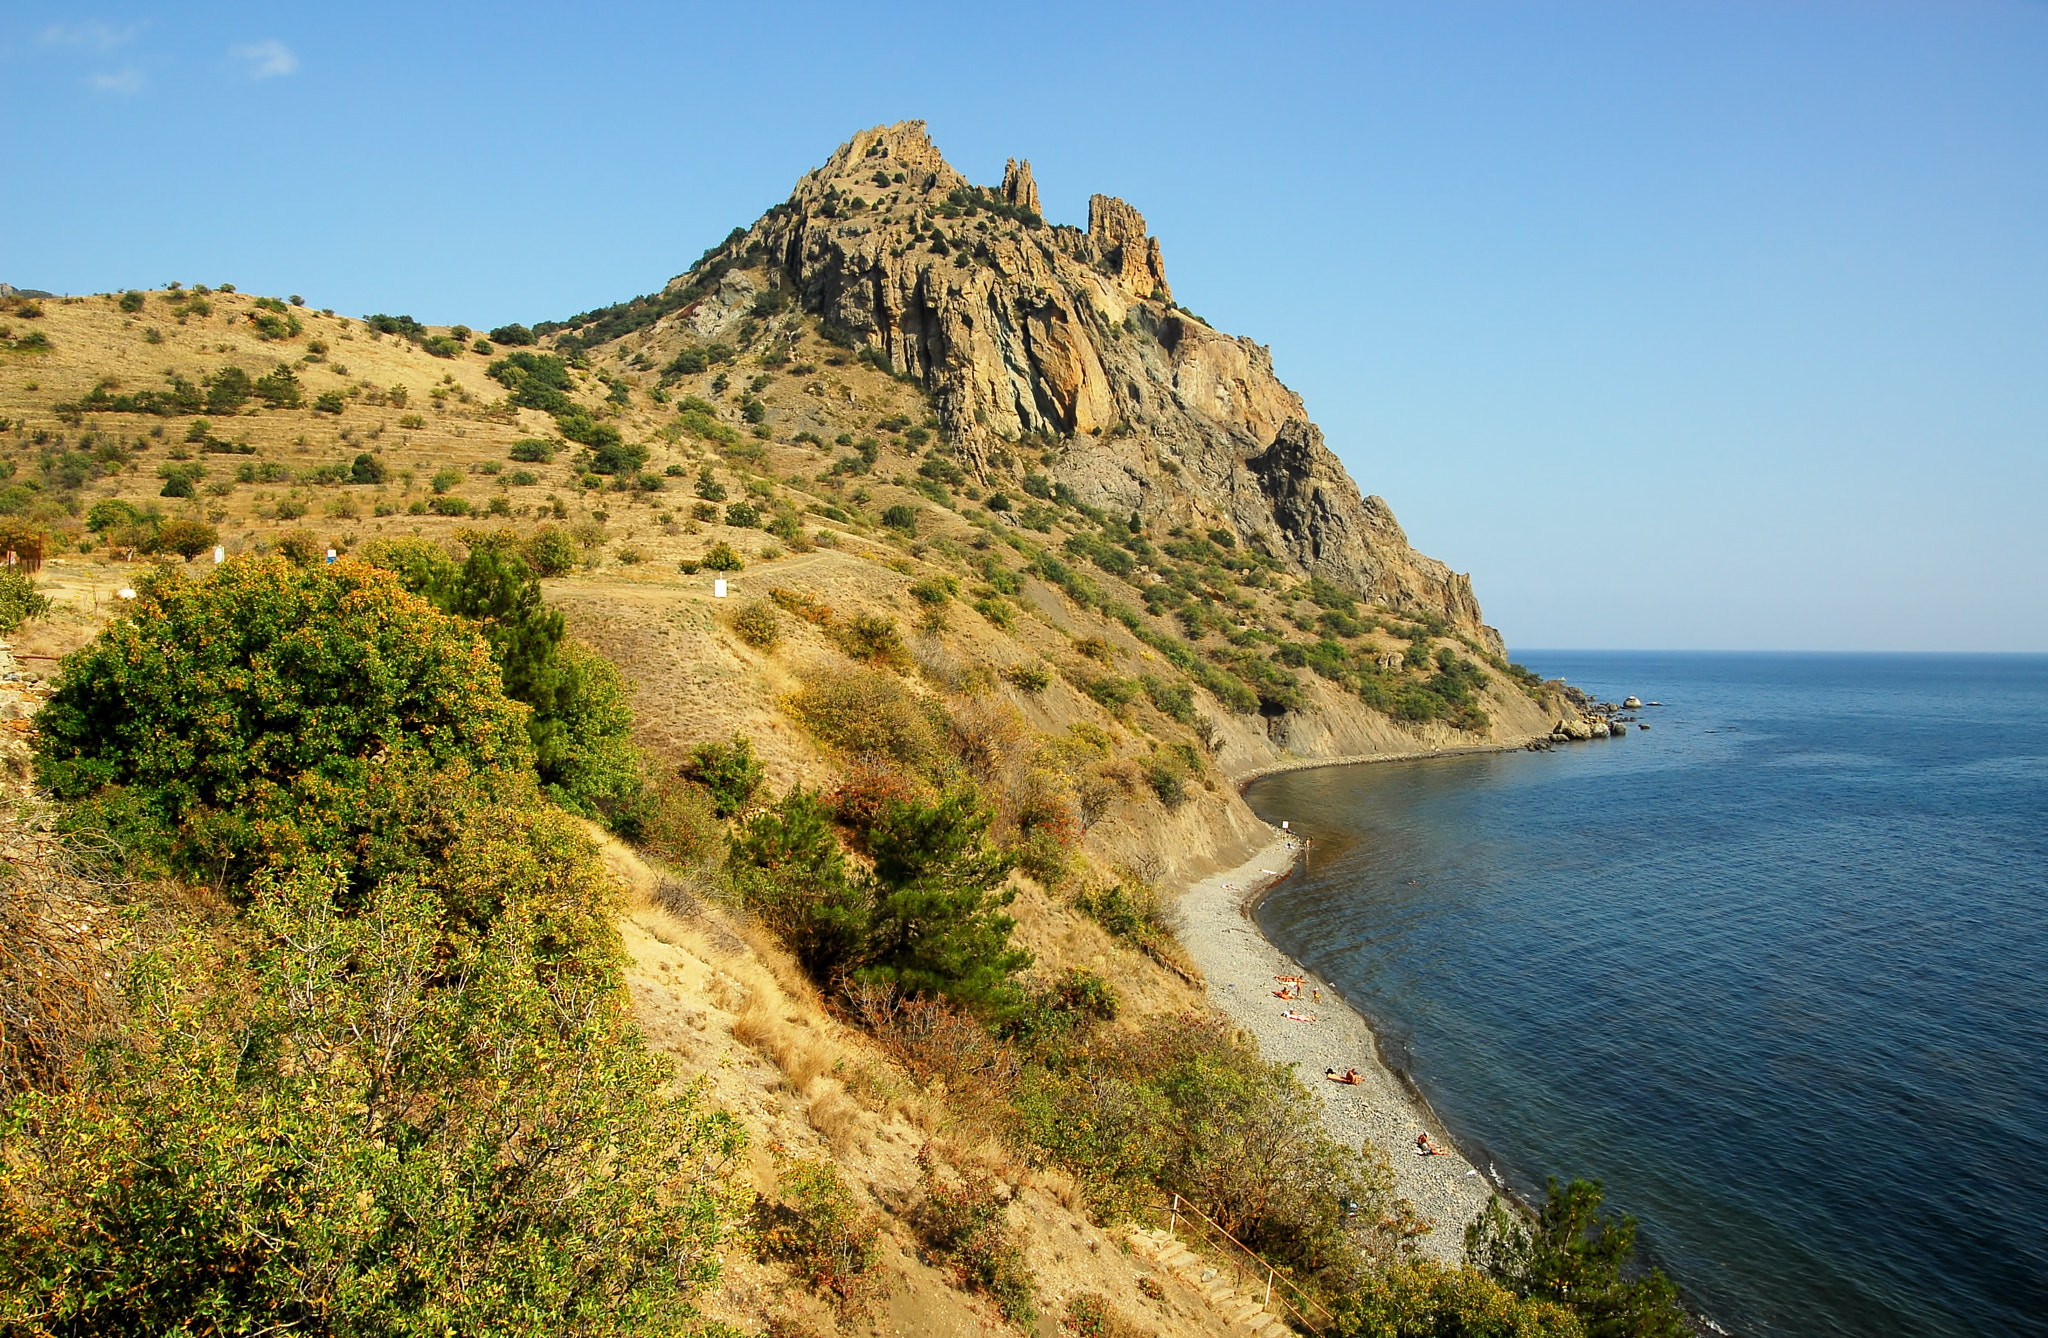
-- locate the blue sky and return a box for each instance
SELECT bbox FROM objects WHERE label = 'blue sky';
[7,2,2045,651]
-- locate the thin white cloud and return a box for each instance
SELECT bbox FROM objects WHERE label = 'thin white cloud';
[85,67,146,95]
[41,20,144,52]
[229,38,297,79]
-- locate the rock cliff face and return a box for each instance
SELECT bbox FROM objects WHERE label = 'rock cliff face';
[672,121,1502,651]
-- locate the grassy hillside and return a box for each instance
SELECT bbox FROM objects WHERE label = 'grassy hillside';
[0,283,1667,1338]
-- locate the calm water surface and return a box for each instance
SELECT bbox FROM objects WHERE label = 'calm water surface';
[1245,653,2048,1337]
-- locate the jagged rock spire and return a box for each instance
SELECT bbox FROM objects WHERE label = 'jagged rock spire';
[1088,194,1170,302]
[1001,158,1041,216]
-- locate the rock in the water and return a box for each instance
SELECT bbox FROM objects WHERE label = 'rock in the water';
[1589,717,1610,738]
[1558,717,1593,742]
[1623,696,1643,709]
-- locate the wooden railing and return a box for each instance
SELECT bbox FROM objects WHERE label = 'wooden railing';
[1145,1193,1337,1335]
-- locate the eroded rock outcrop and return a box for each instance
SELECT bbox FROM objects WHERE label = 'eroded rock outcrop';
[669,120,1504,652]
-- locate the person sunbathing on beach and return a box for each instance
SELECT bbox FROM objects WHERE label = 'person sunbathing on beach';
[1416,1133,1447,1156]
[1325,1067,1361,1084]
[1283,1010,1315,1023]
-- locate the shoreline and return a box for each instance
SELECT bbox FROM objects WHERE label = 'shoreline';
[1230,739,1540,791]
[1170,828,1502,1264]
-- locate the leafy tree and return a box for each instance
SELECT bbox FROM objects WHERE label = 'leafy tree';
[509,438,555,463]
[489,322,536,346]
[350,451,388,484]
[681,734,766,817]
[85,498,141,533]
[32,558,530,884]
[1467,1180,1689,1338]
[312,390,346,415]
[117,290,144,312]
[701,542,743,572]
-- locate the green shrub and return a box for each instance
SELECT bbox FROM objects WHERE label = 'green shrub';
[117,290,144,312]
[429,495,472,516]
[273,529,322,564]
[205,366,253,413]
[728,783,1025,1010]
[0,569,52,636]
[730,598,781,649]
[252,366,302,409]
[524,525,578,577]
[158,463,204,498]
[311,390,345,415]
[1003,662,1051,693]
[350,451,388,484]
[509,438,554,463]
[787,669,943,769]
[1330,1262,1584,1337]
[152,518,218,560]
[32,559,530,884]
[488,322,536,346]
[1017,1014,1398,1277]
[833,613,907,668]
[1141,675,1196,725]
[723,501,758,528]
[86,498,141,534]
[752,1156,884,1313]
[700,541,743,572]
[1,779,745,1335]
[909,1150,1036,1324]
[681,734,766,818]
[430,468,462,494]
[590,439,648,475]
[881,504,919,535]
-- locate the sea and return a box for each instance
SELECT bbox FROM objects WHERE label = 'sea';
[1243,652,2048,1338]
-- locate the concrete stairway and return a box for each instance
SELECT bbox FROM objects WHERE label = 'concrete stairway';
[1125,1226,1295,1336]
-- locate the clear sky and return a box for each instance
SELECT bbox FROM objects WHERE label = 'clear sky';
[7,2,2044,651]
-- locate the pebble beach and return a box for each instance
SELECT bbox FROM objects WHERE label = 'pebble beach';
[1171,832,1499,1264]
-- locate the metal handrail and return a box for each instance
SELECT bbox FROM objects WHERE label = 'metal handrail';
[1146,1193,1336,1335]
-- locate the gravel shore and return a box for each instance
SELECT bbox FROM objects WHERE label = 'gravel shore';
[1170,832,1500,1264]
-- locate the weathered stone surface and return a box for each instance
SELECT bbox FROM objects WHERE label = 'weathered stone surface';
[677,120,1505,651]
[1000,157,1040,217]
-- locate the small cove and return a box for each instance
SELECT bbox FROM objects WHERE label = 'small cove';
[1244,652,2048,1337]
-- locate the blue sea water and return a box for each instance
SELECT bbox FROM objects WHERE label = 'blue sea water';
[1243,653,2048,1337]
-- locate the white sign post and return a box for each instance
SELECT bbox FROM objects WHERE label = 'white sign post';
[713,578,728,598]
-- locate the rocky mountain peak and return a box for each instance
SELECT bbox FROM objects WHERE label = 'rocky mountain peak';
[645,123,1503,649]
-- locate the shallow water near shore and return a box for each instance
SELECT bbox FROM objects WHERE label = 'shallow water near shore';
[1245,652,2048,1338]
